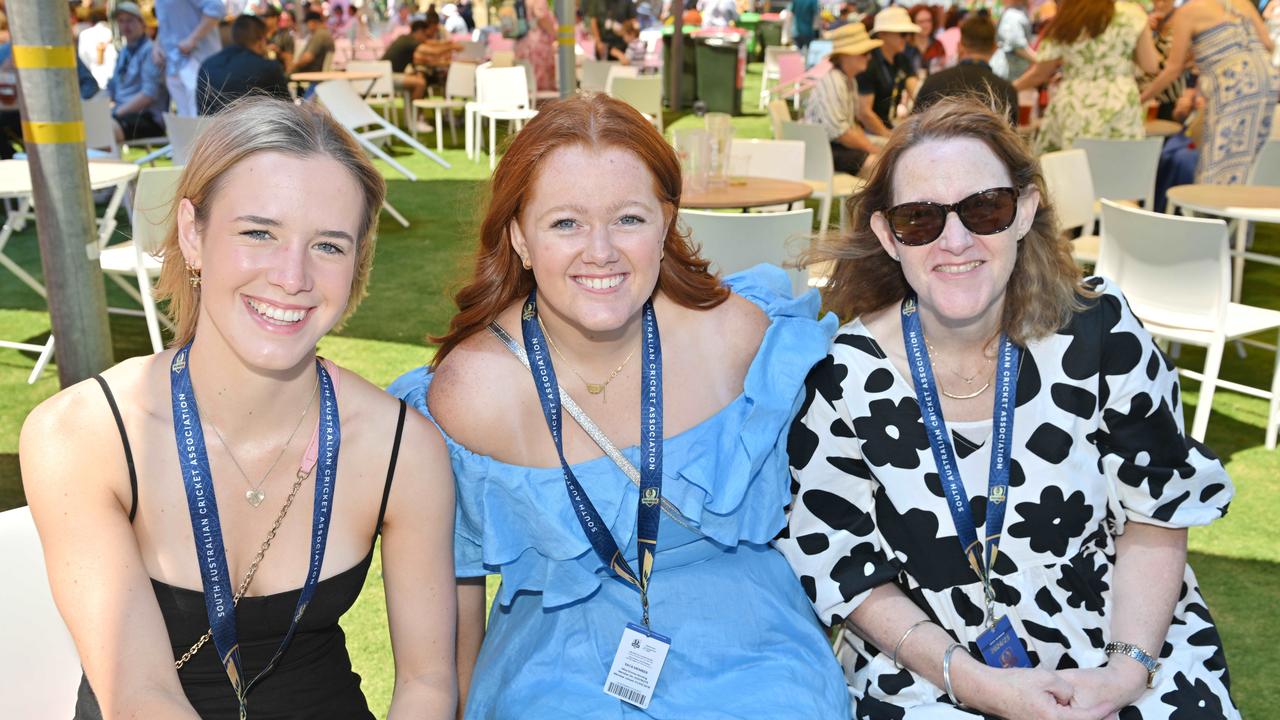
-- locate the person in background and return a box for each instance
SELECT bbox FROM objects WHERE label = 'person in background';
[154,0,225,117]
[914,14,1019,125]
[261,4,295,69]
[828,4,858,32]
[78,5,117,91]
[515,0,557,91]
[698,0,739,28]
[611,18,648,66]
[791,0,820,51]
[1141,0,1194,121]
[905,4,946,74]
[588,0,636,60]
[289,10,334,74]
[1016,0,1160,153]
[441,3,469,35]
[990,0,1034,80]
[805,22,883,174]
[858,6,923,133]
[936,6,966,68]
[108,2,168,142]
[197,14,290,114]
[383,20,432,101]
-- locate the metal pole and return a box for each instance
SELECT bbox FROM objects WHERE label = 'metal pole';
[8,0,114,386]
[556,0,575,98]
[669,13,684,111]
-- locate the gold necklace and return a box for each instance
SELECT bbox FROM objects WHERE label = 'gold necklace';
[538,316,637,402]
[201,375,319,507]
[924,339,994,400]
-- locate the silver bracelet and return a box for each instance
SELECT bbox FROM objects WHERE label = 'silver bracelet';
[942,642,966,708]
[891,619,932,670]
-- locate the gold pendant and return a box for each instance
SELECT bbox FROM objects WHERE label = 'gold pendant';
[586,383,606,394]
[245,489,266,507]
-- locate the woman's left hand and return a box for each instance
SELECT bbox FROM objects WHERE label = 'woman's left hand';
[1056,663,1149,719]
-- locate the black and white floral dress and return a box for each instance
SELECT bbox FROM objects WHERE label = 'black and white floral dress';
[776,281,1240,718]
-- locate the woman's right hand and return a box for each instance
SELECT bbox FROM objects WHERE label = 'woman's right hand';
[959,663,1103,720]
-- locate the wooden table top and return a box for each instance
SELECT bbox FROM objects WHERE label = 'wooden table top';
[0,159,138,197]
[682,176,813,209]
[1145,119,1183,137]
[289,70,384,83]
[1166,184,1280,220]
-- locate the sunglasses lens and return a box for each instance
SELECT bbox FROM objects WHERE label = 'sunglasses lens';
[957,189,1017,235]
[886,204,945,246]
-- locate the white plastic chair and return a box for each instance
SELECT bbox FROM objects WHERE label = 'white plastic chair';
[728,138,806,212]
[677,208,814,297]
[580,59,616,94]
[162,113,211,166]
[1071,136,1163,209]
[82,95,120,158]
[604,64,640,95]
[609,76,664,133]
[780,121,862,242]
[344,60,399,124]
[472,66,538,170]
[99,166,183,352]
[1247,139,1280,185]
[0,507,81,719]
[1097,199,1280,448]
[768,52,807,110]
[1040,148,1100,265]
[414,61,477,153]
[456,40,486,62]
[758,46,789,109]
[314,78,451,179]
[767,98,792,140]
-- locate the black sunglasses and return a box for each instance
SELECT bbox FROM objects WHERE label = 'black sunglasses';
[881,187,1020,246]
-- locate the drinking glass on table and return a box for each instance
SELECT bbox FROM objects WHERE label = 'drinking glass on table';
[704,112,733,187]
[673,127,711,192]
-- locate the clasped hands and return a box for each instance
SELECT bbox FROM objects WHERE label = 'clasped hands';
[974,661,1149,720]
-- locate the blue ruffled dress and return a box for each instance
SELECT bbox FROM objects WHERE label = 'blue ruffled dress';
[389,266,850,719]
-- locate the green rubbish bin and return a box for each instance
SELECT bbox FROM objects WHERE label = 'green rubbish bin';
[694,32,747,115]
[738,12,761,60]
[662,25,699,110]
[757,17,783,50]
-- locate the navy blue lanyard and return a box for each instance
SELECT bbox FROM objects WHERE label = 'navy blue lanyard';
[900,295,1018,617]
[169,342,340,717]
[520,291,663,628]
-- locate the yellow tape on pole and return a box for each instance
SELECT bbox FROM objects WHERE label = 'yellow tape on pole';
[11,45,76,69]
[22,121,86,144]
[558,24,575,46]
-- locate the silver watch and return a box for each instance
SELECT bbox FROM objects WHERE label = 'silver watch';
[1105,641,1160,688]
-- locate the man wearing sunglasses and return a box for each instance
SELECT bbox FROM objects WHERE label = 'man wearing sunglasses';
[803,23,884,175]
[857,6,923,135]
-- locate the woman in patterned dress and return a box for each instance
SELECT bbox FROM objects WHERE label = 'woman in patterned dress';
[1013,0,1161,153]
[515,0,558,92]
[1141,0,1278,184]
[777,97,1239,719]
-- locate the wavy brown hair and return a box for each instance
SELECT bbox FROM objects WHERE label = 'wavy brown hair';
[431,94,730,366]
[811,95,1094,345]
[154,96,386,348]
[1043,0,1115,44]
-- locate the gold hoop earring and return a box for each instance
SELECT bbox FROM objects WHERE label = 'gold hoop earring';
[185,260,201,288]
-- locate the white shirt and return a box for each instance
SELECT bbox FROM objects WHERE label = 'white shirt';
[77,21,117,90]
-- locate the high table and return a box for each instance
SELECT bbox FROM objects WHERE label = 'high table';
[0,159,139,382]
[290,70,384,97]
[682,177,814,209]
[1166,183,1280,302]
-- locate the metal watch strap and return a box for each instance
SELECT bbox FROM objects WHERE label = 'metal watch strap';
[1104,641,1160,688]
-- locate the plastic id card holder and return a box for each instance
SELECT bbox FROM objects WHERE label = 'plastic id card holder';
[603,623,671,709]
[976,615,1033,669]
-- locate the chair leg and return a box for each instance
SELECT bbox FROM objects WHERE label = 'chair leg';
[133,265,163,352]
[435,107,445,155]
[489,116,497,171]
[28,335,54,385]
[817,195,832,243]
[1268,330,1280,450]
[1190,339,1225,442]
[838,197,850,237]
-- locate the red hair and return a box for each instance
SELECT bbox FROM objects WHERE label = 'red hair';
[431,94,730,366]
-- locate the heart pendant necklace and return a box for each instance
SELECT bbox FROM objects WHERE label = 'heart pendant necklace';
[203,375,319,508]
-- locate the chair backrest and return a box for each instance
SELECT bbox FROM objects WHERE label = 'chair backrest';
[445,60,478,100]
[762,45,788,77]
[729,139,806,181]
[1071,136,1163,208]
[767,98,791,139]
[609,76,663,127]
[1247,139,1280,185]
[605,64,640,95]
[805,40,832,68]
[678,208,814,296]
[581,60,616,93]
[132,166,185,255]
[1097,199,1230,332]
[1039,148,1095,232]
[344,60,395,99]
[314,79,385,130]
[81,95,118,156]
[162,113,211,166]
[0,507,80,719]
[780,121,833,183]
[476,66,530,109]
[775,51,805,86]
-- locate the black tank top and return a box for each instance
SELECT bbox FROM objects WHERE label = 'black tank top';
[74,376,408,720]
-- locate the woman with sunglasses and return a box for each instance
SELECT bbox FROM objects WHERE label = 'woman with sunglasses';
[777,96,1237,718]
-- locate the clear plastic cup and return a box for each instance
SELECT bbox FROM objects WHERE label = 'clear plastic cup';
[673,127,711,193]
[704,112,733,187]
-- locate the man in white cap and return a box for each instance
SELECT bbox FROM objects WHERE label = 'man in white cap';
[108,2,169,142]
[857,6,922,133]
[441,3,469,35]
[803,23,883,175]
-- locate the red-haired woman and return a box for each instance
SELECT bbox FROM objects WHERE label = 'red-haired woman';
[906,4,947,74]
[389,94,850,718]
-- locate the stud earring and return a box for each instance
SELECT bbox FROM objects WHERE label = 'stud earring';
[521,256,531,270]
[184,260,201,288]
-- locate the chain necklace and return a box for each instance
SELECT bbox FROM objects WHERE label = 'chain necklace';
[202,376,319,507]
[925,338,995,400]
[538,316,637,402]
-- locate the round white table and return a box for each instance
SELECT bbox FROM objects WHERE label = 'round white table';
[1166,183,1280,302]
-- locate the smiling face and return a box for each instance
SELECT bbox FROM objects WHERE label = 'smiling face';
[177,152,363,372]
[510,144,669,339]
[914,9,934,36]
[869,137,1039,336]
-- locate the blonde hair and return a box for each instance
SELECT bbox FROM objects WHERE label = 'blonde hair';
[813,95,1095,345]
[153,96,386,348]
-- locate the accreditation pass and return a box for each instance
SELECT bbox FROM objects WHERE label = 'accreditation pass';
[603,623,671,709]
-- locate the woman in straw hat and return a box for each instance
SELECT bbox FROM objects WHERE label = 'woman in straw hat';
[805,22,886,175]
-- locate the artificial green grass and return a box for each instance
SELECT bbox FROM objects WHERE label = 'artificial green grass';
[2,61,1278,717]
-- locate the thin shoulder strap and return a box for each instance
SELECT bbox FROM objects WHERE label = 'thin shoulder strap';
[374,399,408,538]
[93,375,138,523]
[485,322,701,535]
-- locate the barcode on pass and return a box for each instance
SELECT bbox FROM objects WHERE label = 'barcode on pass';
[607,682,648,707]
